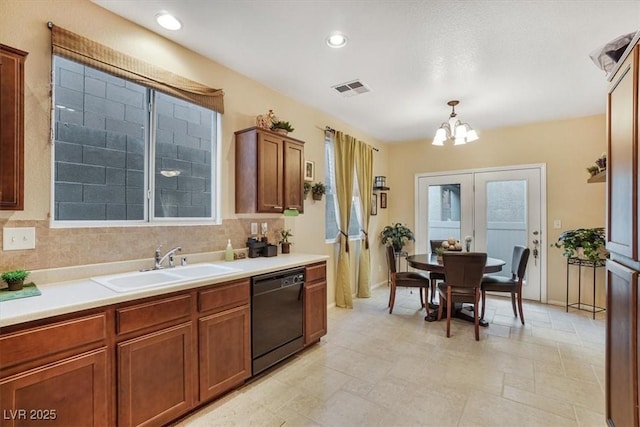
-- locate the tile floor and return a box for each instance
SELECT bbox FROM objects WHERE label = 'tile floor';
[177,285,606,426]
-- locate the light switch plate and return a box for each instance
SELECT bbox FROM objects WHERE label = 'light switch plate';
[251,223,258,235]
[553,220,562,229]
[3,227,36,250]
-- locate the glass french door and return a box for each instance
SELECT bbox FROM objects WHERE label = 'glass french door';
[415,165,545,302]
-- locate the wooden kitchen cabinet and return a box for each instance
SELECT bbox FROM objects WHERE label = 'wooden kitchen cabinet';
[198,279,251,401]
[0,349,109,427]
[0,312,110,427]
[117,322,194,427]
[304,262,327,346]
[235,127,305,214]
[0,44,27,211]
[115,294,194,427]
[605,33,640,427]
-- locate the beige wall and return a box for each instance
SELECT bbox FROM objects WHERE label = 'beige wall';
[0,0,391,304]
[386,115,607,305]
[0,0,607,308]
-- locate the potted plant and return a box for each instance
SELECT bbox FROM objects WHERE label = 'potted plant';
[311,182,325,200]
[552,227,608,261]
[434,246,446,263]
[586,165,600,177]
[1,269,30,291]
[303,182,312,199]
[279,228,293,253]
[380,222,415,252]
[271,120,294,135]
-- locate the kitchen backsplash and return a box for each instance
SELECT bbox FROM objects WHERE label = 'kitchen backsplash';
[0,218,284,272]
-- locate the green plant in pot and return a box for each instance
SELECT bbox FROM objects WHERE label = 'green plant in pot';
[279,228,293,254]
[311,182,325,200]
[271,120,294,134]
[586,165,600,177]
[552,227,608,261]
[1,269,30,291]
[303,182,312,198]
[380,223,415,252]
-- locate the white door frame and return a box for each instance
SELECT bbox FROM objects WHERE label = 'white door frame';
[414,163,547,303]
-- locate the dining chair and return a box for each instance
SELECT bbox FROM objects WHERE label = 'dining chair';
[386,245,431,314]
[480,245,530,325]
[428,240,446,307]
[437,252,487,340]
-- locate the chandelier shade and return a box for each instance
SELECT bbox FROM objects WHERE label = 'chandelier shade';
[432,100,478,146]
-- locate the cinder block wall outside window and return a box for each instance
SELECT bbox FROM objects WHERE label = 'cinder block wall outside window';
[53,57,213,221]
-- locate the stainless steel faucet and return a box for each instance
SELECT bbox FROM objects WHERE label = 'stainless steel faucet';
[154,245,182,269]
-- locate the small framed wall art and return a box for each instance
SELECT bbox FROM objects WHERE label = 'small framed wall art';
[380,192,387,209]
[304,160,314,181]
[371,193,378,216]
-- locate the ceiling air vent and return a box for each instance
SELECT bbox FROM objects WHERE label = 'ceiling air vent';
[331,79,371,97]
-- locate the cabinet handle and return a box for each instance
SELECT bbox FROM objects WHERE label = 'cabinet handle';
[274,206,283,209]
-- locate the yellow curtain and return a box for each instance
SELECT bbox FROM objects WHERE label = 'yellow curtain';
[334,131,355,308]
[50,24,224,113]
[355,140,374,298]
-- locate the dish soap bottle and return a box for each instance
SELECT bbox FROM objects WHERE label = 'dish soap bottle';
[225,239,233,261]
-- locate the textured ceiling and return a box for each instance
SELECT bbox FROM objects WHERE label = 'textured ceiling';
[92,0,640,143]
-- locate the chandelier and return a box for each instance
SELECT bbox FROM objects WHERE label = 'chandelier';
[432,100,479,146]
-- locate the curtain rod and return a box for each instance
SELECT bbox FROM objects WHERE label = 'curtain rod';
[324,126,379,152]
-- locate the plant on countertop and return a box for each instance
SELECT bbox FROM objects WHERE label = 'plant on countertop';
[552,227,608,261]
[380,223,415,251]
[1,269,30,291]
[271,120,295,133]
[278,228,293,244]
[279,228,293,254]
[311,182,326,200]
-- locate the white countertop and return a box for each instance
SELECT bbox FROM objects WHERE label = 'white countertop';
[0,253,328,327]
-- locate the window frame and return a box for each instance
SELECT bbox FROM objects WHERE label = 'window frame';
[50,55,221,228]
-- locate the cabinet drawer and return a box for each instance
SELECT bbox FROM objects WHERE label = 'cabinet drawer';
[0,313,106,371]
[117,294,191,335]
[306,262,326,283]
[199,279,250,313]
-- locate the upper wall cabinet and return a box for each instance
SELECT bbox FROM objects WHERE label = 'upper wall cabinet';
[0,44,27,211]
[235,127,305,214]
[606,43,638,261]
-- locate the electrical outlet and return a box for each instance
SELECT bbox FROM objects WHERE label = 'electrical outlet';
[553,219,562,229]
[3,227,36,250]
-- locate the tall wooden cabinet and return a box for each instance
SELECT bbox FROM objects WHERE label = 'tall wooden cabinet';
[235,127,305,214]
[0,44,27,211]
[605,32,640,427]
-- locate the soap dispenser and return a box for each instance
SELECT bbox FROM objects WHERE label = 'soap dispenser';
[225,239,234,261]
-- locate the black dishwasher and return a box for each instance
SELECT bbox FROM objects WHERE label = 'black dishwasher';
[251,267,305,375]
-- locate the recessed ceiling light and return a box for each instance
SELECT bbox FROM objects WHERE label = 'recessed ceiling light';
[156,12,182,31]
[326,33,348,48]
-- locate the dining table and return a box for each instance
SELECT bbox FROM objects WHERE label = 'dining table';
[405,253,506,326]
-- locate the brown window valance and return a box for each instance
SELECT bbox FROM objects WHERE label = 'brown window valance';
[50,23,224,113]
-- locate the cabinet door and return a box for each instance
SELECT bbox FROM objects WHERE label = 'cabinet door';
[118,323,194,427]
[284,140,304,213]
[304,280,327,346]
[606,260,639,427]
[198,305,250,401]
[257,132,284,212]
[0,45,27,211]
[0,348,109,427]
[607,45,638,261]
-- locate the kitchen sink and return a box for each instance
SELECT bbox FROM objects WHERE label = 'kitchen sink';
[92,263,242,293]
[171,263,241,278]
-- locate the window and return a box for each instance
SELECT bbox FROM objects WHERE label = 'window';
[52,56,219,224]
[324,135,361,241]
